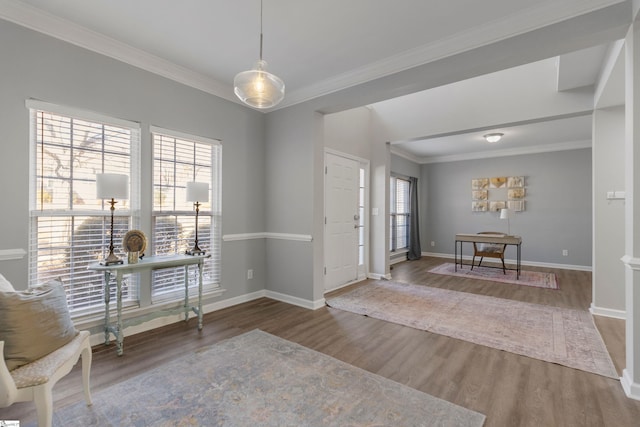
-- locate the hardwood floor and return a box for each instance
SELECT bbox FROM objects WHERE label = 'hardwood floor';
[3,256,640,426]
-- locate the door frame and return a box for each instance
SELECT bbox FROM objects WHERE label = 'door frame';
[324,148,370,292]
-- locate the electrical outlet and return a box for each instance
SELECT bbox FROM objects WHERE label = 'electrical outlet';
[562,250,568,256]
[247,269,254,280]
[430,241,435,247]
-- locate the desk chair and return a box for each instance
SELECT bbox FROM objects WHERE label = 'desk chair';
[471,231,507,274]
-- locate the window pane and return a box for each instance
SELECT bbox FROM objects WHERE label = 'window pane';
[30,109,139,314]
[152,130,221,300]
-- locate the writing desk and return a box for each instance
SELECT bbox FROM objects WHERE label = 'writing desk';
[455,233,522,279]
[88,254,209,355]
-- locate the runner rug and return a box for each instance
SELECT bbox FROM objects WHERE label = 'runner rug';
[31,330,485,427]
[326,281,617,379]
[428,262,559,289]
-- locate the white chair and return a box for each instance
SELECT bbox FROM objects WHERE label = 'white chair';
[0,330,92,427]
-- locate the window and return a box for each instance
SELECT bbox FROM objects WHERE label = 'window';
[28,101,140,315]
[358,167,365,265]
[390,175,410,252]
[152,128,221,301]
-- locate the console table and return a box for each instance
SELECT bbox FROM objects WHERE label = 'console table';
[455,233,522,279]
[88,254,209,356]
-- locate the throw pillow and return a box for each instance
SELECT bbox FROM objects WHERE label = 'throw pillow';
[0,273,14,292]
[0,280,78,370]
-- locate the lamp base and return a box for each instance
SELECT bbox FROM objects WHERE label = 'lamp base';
[186,248,206,256]
[100,251,123,266]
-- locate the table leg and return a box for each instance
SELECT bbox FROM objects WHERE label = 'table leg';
[198,261,203,331]
[103,271,111,345]
[184,265,190,322]
[517,243,521,280]
[455,240,458,271]
[116,273,123,356]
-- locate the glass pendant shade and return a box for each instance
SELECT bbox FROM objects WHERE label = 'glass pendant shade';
[234,60,285,109]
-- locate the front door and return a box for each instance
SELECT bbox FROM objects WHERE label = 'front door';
[325,152,360,291]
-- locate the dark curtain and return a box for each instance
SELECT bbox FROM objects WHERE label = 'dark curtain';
[407,176,422,260]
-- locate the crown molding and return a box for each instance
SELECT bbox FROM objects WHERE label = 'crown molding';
[0,0,625,111]
[276,0,627,109]
[0,0,237,104]
[397,140,592,165]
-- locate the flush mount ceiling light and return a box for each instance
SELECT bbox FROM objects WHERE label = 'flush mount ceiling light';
[483,133,504,143]
[234,0,285,109]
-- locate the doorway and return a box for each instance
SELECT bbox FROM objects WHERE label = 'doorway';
[324,151,368,291]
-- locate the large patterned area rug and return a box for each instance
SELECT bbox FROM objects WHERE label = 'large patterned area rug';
[326,281,617,379]
[34,330,485,427]
[428,262,558,289]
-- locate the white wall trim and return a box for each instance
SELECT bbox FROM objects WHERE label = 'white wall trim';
[0,0,624,111]
[223,232,313,242]
[421,252,592,271]
[222,232,266,241]
[265,289,325,310]
[405,140,592,164]
[621,369,640,401]
[621,255,640,270]
[368,272,392,280]
[590,303,626,319]
[0,248,26,261]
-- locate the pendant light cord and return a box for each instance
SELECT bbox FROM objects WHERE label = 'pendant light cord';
[259,0,264,61]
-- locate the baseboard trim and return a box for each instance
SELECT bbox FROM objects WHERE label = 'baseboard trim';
[590,303,626,320]
[368,272,392,280]
[420,252,592,272]
[265,289,325,310]
[621,369,640,401]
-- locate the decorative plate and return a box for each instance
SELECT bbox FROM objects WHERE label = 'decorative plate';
[122,229,147,254]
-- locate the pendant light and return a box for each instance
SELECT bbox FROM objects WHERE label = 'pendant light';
[234,0,285,109]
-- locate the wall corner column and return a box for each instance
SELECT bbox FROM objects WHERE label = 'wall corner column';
[622,17,640,401]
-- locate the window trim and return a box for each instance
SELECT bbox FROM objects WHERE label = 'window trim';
[27,100,141,316]
[150,126,222,302]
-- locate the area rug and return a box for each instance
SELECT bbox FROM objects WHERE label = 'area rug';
[326,281,617,379]
[428,262,559,289]
[32,330,485,427]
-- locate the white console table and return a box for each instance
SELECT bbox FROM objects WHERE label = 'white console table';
[88,254,209,356]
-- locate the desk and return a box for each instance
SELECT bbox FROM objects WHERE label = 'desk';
[88,254,209,355]
[455,233,522,279]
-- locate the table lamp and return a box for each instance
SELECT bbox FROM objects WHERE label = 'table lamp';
[186,181,209,255]
[500,208,511,235]
[97,173,129,265]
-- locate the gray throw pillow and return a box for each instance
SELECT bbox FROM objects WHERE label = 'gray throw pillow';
[0,280,78,371]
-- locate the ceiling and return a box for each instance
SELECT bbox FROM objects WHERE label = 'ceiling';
[0,0,630,162]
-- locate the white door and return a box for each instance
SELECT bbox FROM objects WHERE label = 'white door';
[325,152,360,291]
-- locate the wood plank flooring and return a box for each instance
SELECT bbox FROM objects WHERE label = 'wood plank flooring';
[3,256,640,426]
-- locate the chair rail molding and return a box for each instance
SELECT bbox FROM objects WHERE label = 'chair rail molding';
[223,232,312,242]
[621,255,640,270]
[0,248,26,261]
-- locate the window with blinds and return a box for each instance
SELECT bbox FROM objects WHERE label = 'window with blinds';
[152,128,221,301]
[390,176,410,252]
[28,102,140,315]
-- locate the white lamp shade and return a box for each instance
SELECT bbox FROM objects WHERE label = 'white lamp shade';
[499,208,510,219]
[234,60,285,109]
[96,173,129,200]
[186,181,209,203]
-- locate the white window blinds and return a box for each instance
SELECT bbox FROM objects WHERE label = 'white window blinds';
[28,101,141,314]
[151,127,221,301]
[390,176,410,252]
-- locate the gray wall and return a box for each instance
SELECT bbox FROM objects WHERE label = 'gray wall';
[0,20,266,301]
[593,106,625,313]
[422,149,592,267]
[391,154,420,179]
